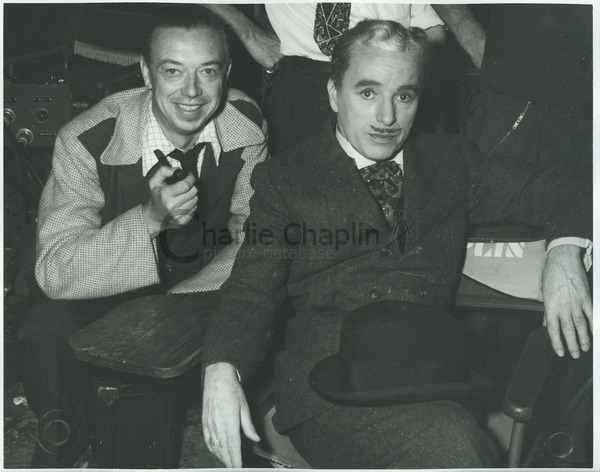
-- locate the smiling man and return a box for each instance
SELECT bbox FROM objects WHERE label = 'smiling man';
[19,5,267,467]
[201,20,591,468]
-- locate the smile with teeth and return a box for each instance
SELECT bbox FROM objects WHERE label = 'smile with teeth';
[177,103,204,112]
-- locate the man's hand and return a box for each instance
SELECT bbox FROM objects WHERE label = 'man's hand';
[142,166,198,238]
[542,244,593,358]
[202,362,260,468]
[204,4,283,70]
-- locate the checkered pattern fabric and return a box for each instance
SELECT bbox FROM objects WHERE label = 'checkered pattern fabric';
[142,111,221,177]
[35,87,268,299]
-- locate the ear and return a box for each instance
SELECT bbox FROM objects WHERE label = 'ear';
[327,79,339,114]
[224,61,232,82]
[140,57,153,89]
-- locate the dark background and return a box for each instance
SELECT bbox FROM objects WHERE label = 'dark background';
[11,4,587,469]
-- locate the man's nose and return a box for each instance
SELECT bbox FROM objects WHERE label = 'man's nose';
[375,98,396,126]
[182,73,202,98]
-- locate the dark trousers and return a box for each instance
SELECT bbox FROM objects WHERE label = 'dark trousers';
[18,291,148,465]
[264,56,333,156]
[287,400,499,468]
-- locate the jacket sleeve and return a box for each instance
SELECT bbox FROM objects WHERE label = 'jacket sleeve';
[201,161,292,381]
[462,138,592,242]
[169,116,269,293]
[35,126,160,299]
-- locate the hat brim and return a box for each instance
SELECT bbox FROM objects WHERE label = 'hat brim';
[309,354,492,406]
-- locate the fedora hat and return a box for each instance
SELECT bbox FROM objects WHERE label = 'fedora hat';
[309,301,491,406]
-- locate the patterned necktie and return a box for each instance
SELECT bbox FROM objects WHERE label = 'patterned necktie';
[168,142,206,179]
[359,159,408,253]
[314,3,351,56]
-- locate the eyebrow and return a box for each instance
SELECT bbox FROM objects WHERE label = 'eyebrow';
[354,79,381,88]
[156,59,223,68]
[354,80,421,94]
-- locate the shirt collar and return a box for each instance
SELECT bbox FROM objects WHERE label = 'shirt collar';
[335,126,403,170]
[141,107,222,176]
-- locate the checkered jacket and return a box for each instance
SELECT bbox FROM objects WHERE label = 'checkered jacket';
[35,87,268,299]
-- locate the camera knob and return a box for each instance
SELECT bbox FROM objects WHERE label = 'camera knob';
[4,108,16,126]
[16,128,34,147]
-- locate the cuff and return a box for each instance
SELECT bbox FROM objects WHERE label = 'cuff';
[547,237,593,272]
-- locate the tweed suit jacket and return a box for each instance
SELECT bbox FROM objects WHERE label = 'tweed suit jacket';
[202,124,591,433]
[35,87,268,300]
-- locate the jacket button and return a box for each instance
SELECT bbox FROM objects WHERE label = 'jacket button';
[421,289,428,297]
[370,289,380,300]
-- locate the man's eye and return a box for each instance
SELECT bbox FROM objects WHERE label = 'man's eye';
[164,69,181,77]
[398,93,414,102]
[360,90,375,99]
[202,68,217,76]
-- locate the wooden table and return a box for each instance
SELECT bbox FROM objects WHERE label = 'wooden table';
[69,291,220,468]
[70,291,220,378]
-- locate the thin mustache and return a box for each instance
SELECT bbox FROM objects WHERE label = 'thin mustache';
[371,127,401,134]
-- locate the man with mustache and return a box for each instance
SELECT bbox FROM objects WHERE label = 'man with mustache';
[19,5,267,467]
[201,20,591,468]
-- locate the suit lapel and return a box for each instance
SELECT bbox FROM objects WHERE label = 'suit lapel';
[201,146,244,216]
[312,129,439,242]
[312,129,388,232]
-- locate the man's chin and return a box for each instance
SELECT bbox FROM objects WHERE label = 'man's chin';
[174,117,211,134]
[363,145,403,162]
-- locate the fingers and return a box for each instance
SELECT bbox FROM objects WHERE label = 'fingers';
[545,314,565,358]
[545,305,592,359]
[559,313,581,359]
[202,364,253,468]
[573,307,591,353]
[166,198,198,227]
[148,164,176,185]
[542,247,593,359]
[240,402,261,443]
[149,166,196,193]
[582,296,593,332]
[203,403,241,468]
[146,170,198,229]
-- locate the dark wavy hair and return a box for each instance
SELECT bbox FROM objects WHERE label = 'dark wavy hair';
[143,5,230,65]
[330,20,429,90]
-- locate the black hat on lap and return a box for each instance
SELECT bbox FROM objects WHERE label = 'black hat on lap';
[309,301,491,405]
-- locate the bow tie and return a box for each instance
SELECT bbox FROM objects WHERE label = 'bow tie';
[359,159,404,201]
[358,159,407,253]
[167,143,206,179]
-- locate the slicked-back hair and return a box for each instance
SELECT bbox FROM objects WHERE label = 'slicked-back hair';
[143,5,230,66]
[330,20,429,90]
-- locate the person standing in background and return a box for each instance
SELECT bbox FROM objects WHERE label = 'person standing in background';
[207,4,445,154]
[433,4,592,238]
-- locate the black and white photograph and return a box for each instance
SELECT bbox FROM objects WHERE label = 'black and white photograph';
[3,2,594,469]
